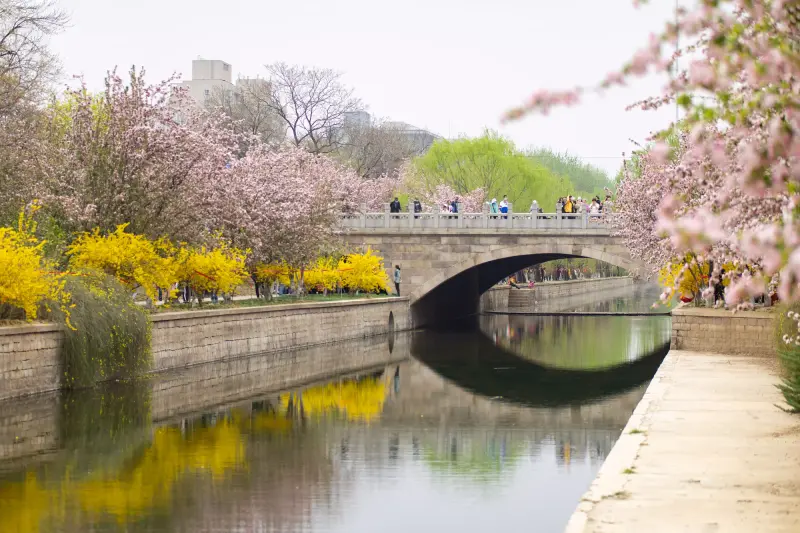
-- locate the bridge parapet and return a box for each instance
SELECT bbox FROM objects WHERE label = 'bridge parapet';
[340,211,612,231]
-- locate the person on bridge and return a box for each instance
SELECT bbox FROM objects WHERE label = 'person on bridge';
[490,198,499,215]
[390,197,401,213]
[499,195,509,213]
[394,265,401,296]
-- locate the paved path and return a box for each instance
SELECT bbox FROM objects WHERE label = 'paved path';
[565,350,800,533]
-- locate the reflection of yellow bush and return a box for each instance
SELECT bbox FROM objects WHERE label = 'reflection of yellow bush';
[281,377,388,422]
[0,418,245,531]
[77,421,244,520]
[0,472,64,533]
[250,411,293,433]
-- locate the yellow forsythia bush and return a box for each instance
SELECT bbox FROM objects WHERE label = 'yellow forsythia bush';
[253,261,293,288]
[304,256,340,293]
[67,224,177,301]
[0,227,56,319]
[175,241,248,299]
[339,248,389,294]
[0,203,68,321]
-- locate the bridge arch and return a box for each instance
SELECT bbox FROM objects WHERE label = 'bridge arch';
[340,224,647,327]
[410,243,643,303]
[409,243,645,327]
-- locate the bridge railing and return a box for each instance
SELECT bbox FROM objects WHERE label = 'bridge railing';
[340,210,611,230]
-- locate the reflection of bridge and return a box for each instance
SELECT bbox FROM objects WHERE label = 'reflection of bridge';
[341,216,646,326]
[409,329,668,407]
[380,359,646,431]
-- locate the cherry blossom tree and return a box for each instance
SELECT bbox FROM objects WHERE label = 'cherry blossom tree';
[505,0,800,309]
[29,67,242,243]
[424,183,486,213]
[217,144,395,286]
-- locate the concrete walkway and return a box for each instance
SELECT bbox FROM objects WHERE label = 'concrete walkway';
[565,350,800,533]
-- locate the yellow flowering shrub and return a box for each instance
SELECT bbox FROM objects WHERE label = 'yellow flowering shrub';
[175,241,248,300]
[67,224,177,301]
[0,202,68,322]
[304,256,341,293]
[339,248,389,294]
[659,259,709,301]
[253,261,293,287]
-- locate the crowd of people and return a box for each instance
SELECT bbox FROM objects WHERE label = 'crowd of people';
[387,193,614,216]
[552,194,613,215]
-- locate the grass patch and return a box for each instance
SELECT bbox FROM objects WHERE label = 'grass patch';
[629,428,646,435]
[622,467,637,474]
[606,491,631,500]
[151,293,393,313]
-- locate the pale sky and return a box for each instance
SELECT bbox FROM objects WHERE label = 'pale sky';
[51,0,681,177]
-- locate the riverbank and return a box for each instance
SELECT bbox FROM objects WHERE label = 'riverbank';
[564,349,800,532]
[480,277,634,312]
[0,297,411,400]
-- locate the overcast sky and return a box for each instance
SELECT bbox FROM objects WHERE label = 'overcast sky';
[51,0,681,177]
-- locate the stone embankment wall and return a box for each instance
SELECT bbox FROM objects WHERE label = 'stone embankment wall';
[670,307,775,357]
[480,277,634,312]
[0,333,408,464]
[0,298,411,401]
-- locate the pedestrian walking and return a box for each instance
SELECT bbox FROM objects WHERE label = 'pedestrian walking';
[394,265,402,296]
[390,197,401,213]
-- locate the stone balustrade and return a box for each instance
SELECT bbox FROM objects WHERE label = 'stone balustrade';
[340,210,612,232]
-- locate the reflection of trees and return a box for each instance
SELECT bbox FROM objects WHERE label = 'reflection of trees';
[0,411,247,532]
[280,373,389,422]
[0,373,390,533]
[483,314,671,370]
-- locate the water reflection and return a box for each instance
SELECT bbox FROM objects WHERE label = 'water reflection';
[0,290,668,533]
[482,314,671,370]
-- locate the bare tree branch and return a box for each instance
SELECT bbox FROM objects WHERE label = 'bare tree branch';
[261,62,361,154]
[205,78,284,152]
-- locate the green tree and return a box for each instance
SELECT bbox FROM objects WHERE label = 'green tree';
[405,131,570,211]
[526,147,612,199]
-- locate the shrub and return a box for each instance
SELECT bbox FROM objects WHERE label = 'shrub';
[253,262,293,299]
[0,202,69,322]
[304,256,341,294]
[67,224,177,302]
[339,248,389,294]
[175,240,248,304]
[49,274,152,388]
[776,305,800,412]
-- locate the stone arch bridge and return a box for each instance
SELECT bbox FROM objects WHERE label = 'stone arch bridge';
[341,211,644,326]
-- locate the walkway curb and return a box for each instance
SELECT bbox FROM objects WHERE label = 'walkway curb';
[563,350,677,533]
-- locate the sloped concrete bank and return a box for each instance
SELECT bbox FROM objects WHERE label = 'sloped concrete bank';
[565,309,796,532]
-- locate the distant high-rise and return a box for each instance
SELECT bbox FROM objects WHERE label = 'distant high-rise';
[179,58,237,105]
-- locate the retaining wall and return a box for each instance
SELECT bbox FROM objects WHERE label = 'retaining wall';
[480,277,634,312]
[670,307,775,357]
[0,298,411,401]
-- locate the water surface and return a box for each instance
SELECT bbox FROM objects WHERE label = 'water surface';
[0,287,669,533]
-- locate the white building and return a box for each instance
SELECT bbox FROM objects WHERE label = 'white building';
[179,58,237,105]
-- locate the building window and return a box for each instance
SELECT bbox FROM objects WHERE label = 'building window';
[204,89,210,98]
[223,63,230,71]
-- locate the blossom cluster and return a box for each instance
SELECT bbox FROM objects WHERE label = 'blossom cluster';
[507,1,800,332]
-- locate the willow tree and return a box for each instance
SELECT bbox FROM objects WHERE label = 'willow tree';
[404,131,573,211]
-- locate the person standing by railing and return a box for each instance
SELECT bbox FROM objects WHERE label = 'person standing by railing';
[499,195,509,219]
[394,265,401,296]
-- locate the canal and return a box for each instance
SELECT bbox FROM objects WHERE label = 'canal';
[0,285,670,533]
